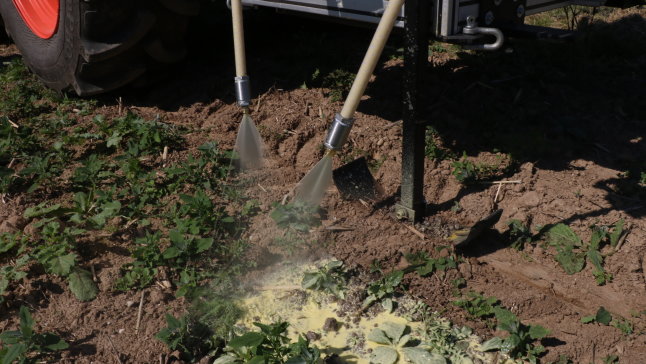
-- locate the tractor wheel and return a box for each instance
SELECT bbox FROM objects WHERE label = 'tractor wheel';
[0,0,198,96]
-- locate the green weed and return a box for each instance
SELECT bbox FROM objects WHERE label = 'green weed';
[452,153,477,184]
[481,307,550,363]
[0,255,29,304]
[506,220,533,250]
[156,313,224,362]
[452,291,499,319]
[301,260,347,299]
[213,322,320,364]
[424,127,453,161]
[363,270,404,313]
[270,201,321,232]
[0,59,54,120]
[544,221,623,285]
[422,313,479,363]
[0,306,68,363]
[367,321,444,364]
[602,355,620,364]
[320,69,355,102]
[404,248,458,277]
[582,307,633,335]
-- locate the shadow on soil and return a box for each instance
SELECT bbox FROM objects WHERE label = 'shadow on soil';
[81,4,646,222]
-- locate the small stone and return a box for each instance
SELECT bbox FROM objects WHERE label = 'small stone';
[117,328,125,334]
[306,331,321,341]
[126,300,136,308]
[322,317,338,332]
[376,138,384,146]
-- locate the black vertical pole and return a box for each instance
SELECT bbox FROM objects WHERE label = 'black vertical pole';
[398,0,429,221]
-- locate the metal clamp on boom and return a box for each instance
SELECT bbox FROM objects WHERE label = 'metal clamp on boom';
[462,16,504,51]
[234,75,251,108]
[324,113,355,151]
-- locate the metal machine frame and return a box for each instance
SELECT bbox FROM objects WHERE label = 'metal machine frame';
[240,0,642,220]
[239,0,613,50]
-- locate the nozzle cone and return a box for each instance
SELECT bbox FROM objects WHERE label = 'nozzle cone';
[294,153,334,206]
[234,113,265,171]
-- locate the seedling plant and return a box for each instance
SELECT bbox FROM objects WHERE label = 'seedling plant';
[367,321,446,364]
[544,220,624,285]
[0,306,68,363]
[481,307,550,364]
[301,260,347,299]
[213,322,320,364]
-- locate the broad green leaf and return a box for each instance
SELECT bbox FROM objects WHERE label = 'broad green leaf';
[385,270,404,287]
[2,342,27,364]
[48,253,76,276]
[90,201,121,227]
[24,203,62,218]
[381,322,406,343]
[327,260,343,269]
[480,337,503,351]
[301,273,320,289]
[581,315,595,323]
[163,246,181,259]
[107,132,122,148]
[595,307,612,325]
[547,224,582,247]
[362,295,377,309]
[248,355,267,364]
[401,347,446,364]
[37,332,69,351]
[19,306,34,338]
[500,333,521,353]
[370,346,398,364]
[228,332,264,349]
[493,307,518,327]
[528,325,550,339]
[164,314,182,329]
[555,246,585,275]
[68,268,98,301]
[0,330,22,344]
[213,355,238,364]
[609,219,624,247]
[382,298,394,313]
[169,230,184,244]
[367,328,391,345]
[589,228,605,251]
[195,238,213,253]
[586,249,604,271]
[398,334,411,348]
[0,278,8,295]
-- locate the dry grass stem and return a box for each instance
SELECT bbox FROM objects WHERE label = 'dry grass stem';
[404,224,425,239]
[135,290,146,334]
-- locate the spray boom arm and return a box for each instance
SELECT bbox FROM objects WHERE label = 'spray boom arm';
[231,0,251,108]
[324,0,405,151]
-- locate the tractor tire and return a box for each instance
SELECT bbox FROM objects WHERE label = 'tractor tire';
[0,0,198,96]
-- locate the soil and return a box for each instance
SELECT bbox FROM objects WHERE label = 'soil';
[1,4,645,364]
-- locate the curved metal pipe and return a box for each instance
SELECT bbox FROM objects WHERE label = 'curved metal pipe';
[462,16,504,51]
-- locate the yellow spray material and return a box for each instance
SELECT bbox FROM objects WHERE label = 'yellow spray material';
[237,260,502,363]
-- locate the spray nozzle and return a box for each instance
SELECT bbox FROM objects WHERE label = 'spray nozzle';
[234,76,251,107]
[324,113,355,151]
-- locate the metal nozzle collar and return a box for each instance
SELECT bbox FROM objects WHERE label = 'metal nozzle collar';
[234,76,251,107]
[324,113,355,151]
